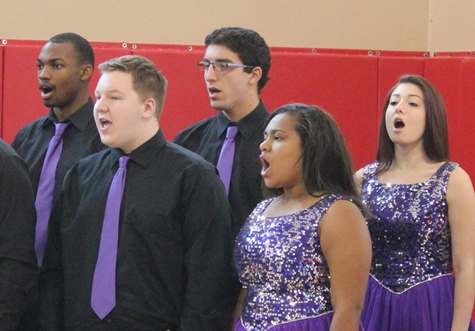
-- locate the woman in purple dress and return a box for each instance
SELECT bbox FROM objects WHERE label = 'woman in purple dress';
[234,103,372,331]
[356,74,475,331]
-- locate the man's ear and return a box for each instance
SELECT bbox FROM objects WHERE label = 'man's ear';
[248,66,262,87]
[80,64,93,81]
[143,97,157,119]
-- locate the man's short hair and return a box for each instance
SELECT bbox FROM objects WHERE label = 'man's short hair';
[205,27,271,93]
[49,32,95,68]
[98,55,168,117]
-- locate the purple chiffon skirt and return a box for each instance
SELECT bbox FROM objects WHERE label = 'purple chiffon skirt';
[362,274,475,331]
[234,312,365,330]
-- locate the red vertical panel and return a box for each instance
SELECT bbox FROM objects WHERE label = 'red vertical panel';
[424,57,464,168]
[457,58,475,182]
[0,45,4,137]
[132,47,212,141]
[2,45,44,143]
[261,52,379,169]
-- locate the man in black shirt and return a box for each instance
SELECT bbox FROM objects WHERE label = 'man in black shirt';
[174,27,272,237]
[11,32,104,264]
[40,55,235,330]
[0,139,38,329]
[11,32,104,330]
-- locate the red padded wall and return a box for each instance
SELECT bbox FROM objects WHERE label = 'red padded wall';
[2,44,43,143]
[425,57,464,169]
[458,58,475,181]
[0,45,4,137]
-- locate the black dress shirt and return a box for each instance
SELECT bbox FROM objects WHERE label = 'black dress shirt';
[0,139,38,330]
[174,100,269,236]
[11,97,105,204]
[40,130,235,330]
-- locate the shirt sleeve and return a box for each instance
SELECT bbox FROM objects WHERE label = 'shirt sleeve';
[179,166,238,330]
[172,129,184,145]
[10,127,26,152]
[0,152,38,330]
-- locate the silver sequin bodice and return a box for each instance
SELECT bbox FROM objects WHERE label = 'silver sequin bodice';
[234,194,347,330]
[361,161,457,293]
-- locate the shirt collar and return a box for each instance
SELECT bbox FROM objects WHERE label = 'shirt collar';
[108,129,166,169]
[216,99,269,140]
[42,97,94,130]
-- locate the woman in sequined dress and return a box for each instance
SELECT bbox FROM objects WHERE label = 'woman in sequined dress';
[355,74,475,331]
[233,103,372,331]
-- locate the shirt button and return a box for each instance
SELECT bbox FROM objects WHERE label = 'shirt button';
[107,318,112,323]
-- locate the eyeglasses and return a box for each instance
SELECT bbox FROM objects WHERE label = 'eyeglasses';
[197,61,254,73]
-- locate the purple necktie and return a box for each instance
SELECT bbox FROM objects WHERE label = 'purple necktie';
[216,125,238,195]
[34,122,69,267]
[91,156,129,319]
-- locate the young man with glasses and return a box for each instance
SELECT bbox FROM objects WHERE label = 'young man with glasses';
[174,27,271,238]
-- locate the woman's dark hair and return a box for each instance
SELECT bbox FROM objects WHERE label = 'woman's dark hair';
[263,103,367,214]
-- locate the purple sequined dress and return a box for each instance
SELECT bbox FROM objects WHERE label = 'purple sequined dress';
[360,161,475,331]
[234,193,363,331]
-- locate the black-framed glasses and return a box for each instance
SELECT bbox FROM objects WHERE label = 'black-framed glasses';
[197,61,254,73]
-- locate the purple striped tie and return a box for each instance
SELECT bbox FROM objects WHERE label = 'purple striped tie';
[91,156,129,319]
[216,125,238,195]
[34,122,69,267]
